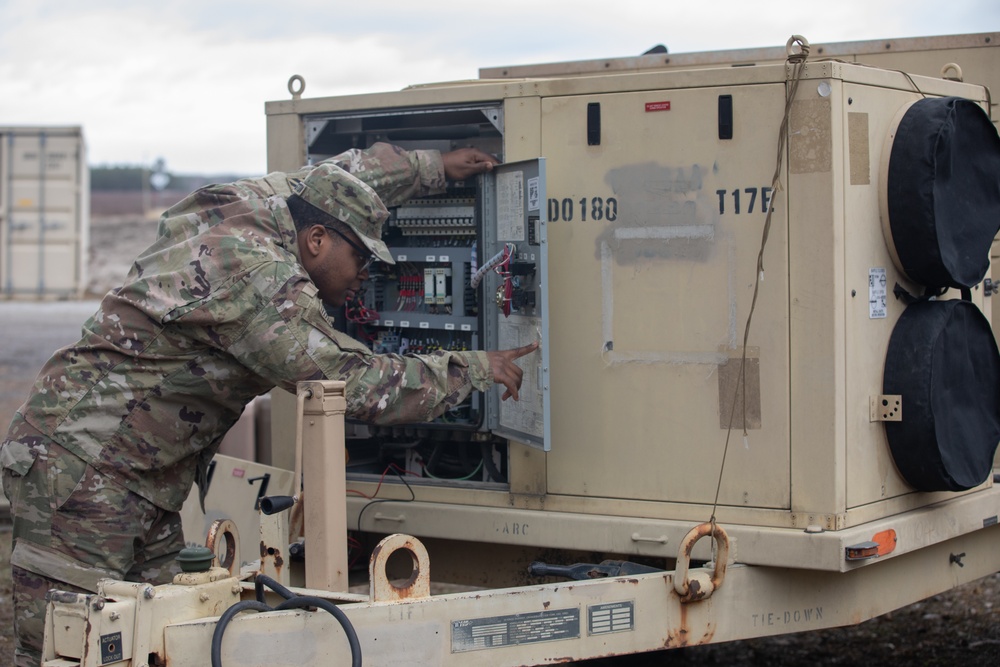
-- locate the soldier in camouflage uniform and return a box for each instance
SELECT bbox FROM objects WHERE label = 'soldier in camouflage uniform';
[0,142,537,666]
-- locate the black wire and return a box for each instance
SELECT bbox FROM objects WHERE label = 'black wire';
[254,573,295,602]
[356,464,416,531]
[211,576,363,667]
[275,596,363,666]
[210,600,271,667]
[480,442,507,483]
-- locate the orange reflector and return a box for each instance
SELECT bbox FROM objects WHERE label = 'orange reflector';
[873,529,897,556]
[845,540,880,561]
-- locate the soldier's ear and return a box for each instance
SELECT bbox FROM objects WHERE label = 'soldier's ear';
[298,224,327,264]
[303,225,328,256]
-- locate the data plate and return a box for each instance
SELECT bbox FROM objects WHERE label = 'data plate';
[451,607,579,653]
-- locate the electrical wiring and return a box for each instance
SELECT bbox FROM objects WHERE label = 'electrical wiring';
[480,442,507,484]
[346,462,404,500]
[345,292,379,325]
[347,534,364,568]
[421,458,483,481]
[470,242,515,289]
[354,463,417,531]
[210,574,362,667]
[475,243,515,317]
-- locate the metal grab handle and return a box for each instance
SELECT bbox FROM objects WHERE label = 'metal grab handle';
[941,62,964,81]
[673,522,729,602]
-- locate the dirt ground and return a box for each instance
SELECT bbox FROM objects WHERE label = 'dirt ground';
[1,214,999,665]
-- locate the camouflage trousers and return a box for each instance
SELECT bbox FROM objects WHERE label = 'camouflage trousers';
[1,434,184,667]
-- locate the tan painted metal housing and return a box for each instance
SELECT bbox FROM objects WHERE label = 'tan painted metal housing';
[263,43,1000,571]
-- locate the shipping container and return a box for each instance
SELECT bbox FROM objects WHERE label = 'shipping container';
[0,126,89,299]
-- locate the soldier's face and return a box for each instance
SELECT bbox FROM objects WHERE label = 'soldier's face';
[305,226,370,307]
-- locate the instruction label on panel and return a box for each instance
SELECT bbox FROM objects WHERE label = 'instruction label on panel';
[497,170,525,242]
[527,176,540,212]
[499,314,544,439]
[869,267,887,319]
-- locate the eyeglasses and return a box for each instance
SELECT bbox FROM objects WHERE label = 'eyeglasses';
[324,225,376,274]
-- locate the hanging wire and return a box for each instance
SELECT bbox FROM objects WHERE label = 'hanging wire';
[709,37,811,533]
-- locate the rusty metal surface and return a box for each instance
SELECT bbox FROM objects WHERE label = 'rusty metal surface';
[369,533,432,602]
[206,518,240,575]
[674,523,730,603]
[259,539,285,581]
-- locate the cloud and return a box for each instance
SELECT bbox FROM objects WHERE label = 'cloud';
[1,0,995,174]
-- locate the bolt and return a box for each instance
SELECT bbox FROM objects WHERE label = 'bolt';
[109,611,121,622]
[92,599,105,611]
[143,586,155,600]
[199,592,211,603]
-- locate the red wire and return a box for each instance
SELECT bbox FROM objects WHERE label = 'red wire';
[494,244,513,317]
[345,462,421,499]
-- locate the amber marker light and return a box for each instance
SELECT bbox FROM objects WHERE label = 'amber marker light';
[845,540,880,561]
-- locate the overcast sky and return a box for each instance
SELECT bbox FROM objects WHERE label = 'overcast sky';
[1,0,996,175]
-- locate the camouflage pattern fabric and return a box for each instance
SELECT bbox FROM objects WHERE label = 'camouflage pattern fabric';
[0,143,492,665]
[294,163,395,264]
[2,436,183,666]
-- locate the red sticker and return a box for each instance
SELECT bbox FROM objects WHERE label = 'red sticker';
[232,468,245,478]
[645,101,671,112]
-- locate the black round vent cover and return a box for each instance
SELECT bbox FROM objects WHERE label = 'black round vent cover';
[886,97,1000,289]
[883,299,1000,491]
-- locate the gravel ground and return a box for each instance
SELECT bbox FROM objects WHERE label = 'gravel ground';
[1,215,999,666]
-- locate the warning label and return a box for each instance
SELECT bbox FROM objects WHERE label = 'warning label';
[100,632,123,665]
[452,608,580,653]
[869,267,887,319]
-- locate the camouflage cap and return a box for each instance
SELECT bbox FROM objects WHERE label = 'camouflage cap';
[294,163,395,265]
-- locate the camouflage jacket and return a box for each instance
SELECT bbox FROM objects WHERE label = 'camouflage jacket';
[3,143,492,511]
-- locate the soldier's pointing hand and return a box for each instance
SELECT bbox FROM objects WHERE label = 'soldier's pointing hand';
[487,341,540,401]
